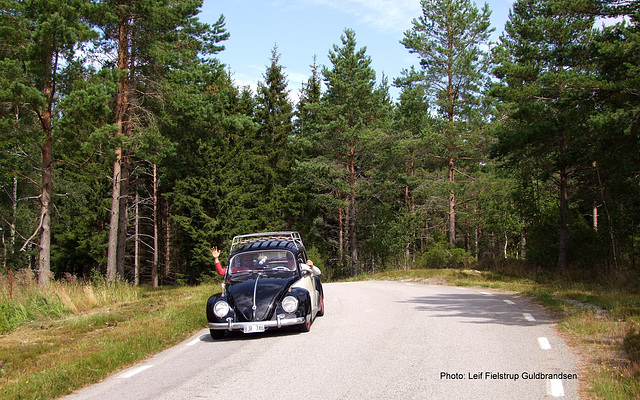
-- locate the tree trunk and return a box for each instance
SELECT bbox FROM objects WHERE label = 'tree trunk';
[116,154,129,278]
[107,12,130,282]
[37,65,54,287]
[134,191,140,286]
[338,193,344,266]
[107,150,122,282]
[38,131,52,286]
[165,198,171,284]
[10,177,17,256]
[448,157,456,248]
[348,144,358,276]
[152,164,159,287]
[557,168,569,272]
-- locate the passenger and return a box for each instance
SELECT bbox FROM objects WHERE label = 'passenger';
[210,246,226,275]
[306,259,322,275]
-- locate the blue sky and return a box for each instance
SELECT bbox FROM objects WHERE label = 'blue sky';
[199,0,515,102]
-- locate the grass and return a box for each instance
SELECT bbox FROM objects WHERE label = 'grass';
[0,271,216,400]
[1,264,639,399]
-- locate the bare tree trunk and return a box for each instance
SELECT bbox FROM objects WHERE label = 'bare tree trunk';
[38,131,52,286]
[557,168,569,272]
[348,145,358,276]
[165,198,171,283]
[338,193,344,265]
[107,13,130,282]
[116,155,129,278]
[134,191,140,286]
[37,63,54,287]
[448,157,456,248]
[520,222,527,261]
[10,177,17,257]
[504,232,508,259]
[107,152,122,282]
[152,164,158,287]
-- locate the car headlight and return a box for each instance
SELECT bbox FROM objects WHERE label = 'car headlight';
[281,296,298,313]
[214,300,230,318]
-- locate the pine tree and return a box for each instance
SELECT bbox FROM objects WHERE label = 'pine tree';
[305,29,384,275]
[91,1,229,282]
[492,0,597,271]
[254,45,294,229]
[401,0,494,248]
[0,0,94,285]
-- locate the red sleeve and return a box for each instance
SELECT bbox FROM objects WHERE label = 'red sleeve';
[215,261,227,275]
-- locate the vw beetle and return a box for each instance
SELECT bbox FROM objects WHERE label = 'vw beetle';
[206,232,324,339]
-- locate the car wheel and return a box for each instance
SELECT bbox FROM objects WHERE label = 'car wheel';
[210,329,225,340]
[299,313,312,332]
[317,292,325,317]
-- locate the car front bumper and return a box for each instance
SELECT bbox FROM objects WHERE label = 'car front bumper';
[209,314,305,331]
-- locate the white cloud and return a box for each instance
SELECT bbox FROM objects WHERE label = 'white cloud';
[305,0,421,32]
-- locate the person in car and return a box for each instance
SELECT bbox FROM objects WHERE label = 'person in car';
[210,246,317,275]
[210,246,225,275]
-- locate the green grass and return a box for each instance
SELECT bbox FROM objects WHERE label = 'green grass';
[1,265,639,400]
[0,277,216,400]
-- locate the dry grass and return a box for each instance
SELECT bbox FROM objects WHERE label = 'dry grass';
[0,270,137,334]
[0,279,215,400]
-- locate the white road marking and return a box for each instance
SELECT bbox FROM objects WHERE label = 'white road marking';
[523,313,536,322]
[503,299,515,305]
[480,291,492,295]
[538,337,552,350]
[186,337,201,346]
[120,365,153,379]
[547,379,565,397]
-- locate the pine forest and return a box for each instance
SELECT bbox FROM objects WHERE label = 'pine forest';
[1,0,639,286]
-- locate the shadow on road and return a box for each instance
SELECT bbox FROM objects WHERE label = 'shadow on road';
[399,292,554,326]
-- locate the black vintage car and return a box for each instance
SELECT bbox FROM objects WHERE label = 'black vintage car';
[206,232,324,339]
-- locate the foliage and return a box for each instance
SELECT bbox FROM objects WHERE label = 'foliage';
[413,242,476,269]
[0,0,639,288]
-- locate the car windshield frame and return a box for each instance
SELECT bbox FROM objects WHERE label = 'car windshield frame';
[228,250,297,275]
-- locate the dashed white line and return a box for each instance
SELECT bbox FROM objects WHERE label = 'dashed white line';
[480,291,492,295]
[503,299,515,305]
[537,337,551,350]
[547,379,565,397]
[523,313,536,322]
[119,365,153,379]
[186,337,201,346]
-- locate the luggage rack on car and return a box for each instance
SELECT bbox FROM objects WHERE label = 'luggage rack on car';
[230,231,304,253]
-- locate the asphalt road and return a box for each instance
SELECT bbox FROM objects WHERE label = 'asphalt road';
[63,281,580,400]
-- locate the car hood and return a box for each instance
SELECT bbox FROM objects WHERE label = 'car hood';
[227,272,298,321]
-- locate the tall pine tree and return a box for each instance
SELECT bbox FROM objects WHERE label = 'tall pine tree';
[492,0,596,271]
[401,0,494,248]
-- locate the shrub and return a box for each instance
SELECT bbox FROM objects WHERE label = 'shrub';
[413,242,476,269]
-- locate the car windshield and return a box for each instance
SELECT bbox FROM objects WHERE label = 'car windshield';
[228,250,296,275]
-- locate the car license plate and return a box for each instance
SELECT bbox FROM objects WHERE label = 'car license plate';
[243,324,265,333]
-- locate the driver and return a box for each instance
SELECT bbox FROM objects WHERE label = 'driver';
[210,246,316,276]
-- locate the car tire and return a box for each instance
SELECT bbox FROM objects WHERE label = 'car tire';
[210,329,225,340]
[299,313,312,332]
[317,292,324,317]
